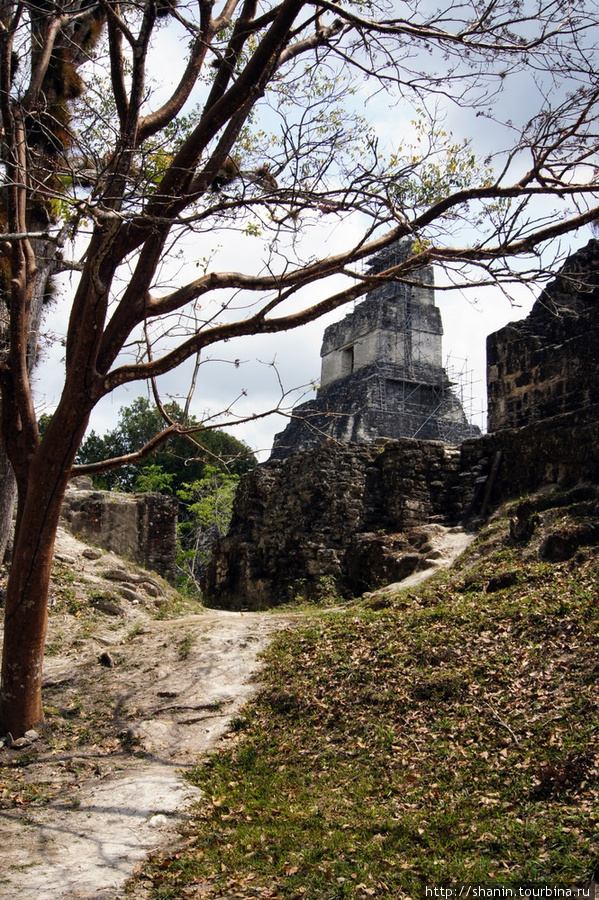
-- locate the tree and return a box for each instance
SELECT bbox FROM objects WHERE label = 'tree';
[0,0,105,563]
[75,397,256,491]
[176,465,241,594]
[1,0,599,736]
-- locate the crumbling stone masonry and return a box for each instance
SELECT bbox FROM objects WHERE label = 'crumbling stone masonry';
[61,477,178,578]
[203,439,474,608]
[204,404,599,608]
[204,239,599,609]
[487,238,599,431]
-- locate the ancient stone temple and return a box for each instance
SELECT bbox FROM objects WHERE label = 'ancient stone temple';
[487,238,599,431]
[270,240,479,460]
[204,239,599,609]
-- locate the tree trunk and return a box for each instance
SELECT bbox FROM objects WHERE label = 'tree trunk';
[0,447,16,564]
[0,399,90,737]
[0,465,69,735]
[0,236,54,569]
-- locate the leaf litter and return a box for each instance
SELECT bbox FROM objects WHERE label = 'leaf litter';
[133,492,599,900]
[0,527,294,900]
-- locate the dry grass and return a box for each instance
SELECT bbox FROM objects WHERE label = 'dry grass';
[133,491,599,899]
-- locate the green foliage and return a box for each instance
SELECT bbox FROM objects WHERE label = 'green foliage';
[74,397,256,492]
[134,465,174,494]
[176,466,240,595]
[178,466,239,530]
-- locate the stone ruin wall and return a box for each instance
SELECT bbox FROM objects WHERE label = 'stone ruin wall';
[487,239,599,431]
[461,406,599,501]
[61,478,178,579]
[203,404,599,609]
[203,440,470,608]
[204,239,599,609]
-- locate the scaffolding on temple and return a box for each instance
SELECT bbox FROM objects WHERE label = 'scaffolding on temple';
[270,239,481,460]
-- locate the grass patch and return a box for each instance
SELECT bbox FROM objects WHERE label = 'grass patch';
[135,509,599,900]
[178,633,195,660]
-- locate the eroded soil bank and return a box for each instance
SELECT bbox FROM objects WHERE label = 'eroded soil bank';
[0,523,472,900]
[0,529,295,900]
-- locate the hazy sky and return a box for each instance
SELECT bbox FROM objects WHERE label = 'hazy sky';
[31,5,598,462]
[35,223,593,463]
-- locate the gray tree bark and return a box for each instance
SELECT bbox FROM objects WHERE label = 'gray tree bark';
[0,449,15,565]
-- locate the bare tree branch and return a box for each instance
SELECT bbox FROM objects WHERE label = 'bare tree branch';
[2,0,599,735]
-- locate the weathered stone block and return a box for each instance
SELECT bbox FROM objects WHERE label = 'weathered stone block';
[61,487,178,578]
[488,239,599,431]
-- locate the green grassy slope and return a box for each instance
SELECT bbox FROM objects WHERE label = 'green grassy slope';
[135,489,599,900]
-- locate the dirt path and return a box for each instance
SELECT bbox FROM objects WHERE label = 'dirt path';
[0,523,472,900]
[0,531,295,900]
[362,523,476,598]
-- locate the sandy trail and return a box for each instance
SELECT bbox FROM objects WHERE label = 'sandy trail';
[0,522,472,900]
[0,605,293,900]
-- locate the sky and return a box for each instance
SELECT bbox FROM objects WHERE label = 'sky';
[30,2,599,463]
[35,226,592,463]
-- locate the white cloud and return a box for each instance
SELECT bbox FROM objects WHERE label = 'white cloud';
[35,214,594,463]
